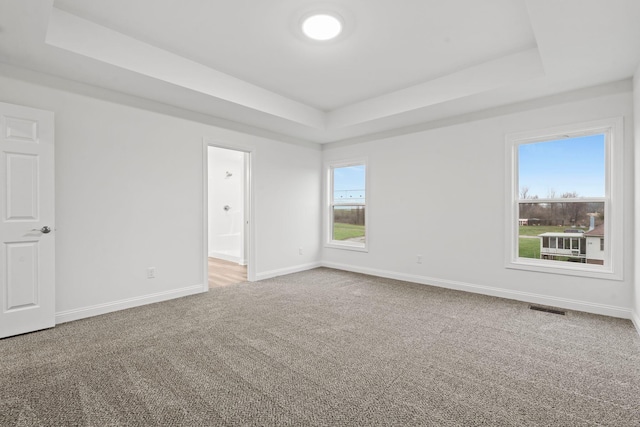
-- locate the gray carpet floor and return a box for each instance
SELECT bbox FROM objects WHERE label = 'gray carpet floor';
[1,267,639,426]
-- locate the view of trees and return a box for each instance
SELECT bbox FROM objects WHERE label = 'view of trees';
[333,206,365,226]
[519,187,604,227]
[332,207,365,241]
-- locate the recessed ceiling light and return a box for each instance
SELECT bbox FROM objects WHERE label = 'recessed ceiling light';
[302,14,343,41]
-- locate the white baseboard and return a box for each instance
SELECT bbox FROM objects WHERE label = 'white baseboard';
[322,261,632,320]
[208,251,245,265]
[255,262,322,281]
[55,284,204,324]
[631,310,640,337]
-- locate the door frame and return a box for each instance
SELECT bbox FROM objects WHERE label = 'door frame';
[202,139,256,290]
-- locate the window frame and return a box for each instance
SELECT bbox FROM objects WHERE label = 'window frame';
[325,159,369,252]
[505,117,623,280]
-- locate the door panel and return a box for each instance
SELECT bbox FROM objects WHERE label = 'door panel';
[5,116,38,143]
[6,153,39,220]
[0,102,55,338]
[6,241,39,310]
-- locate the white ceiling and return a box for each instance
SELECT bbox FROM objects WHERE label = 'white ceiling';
[1,0,640,144]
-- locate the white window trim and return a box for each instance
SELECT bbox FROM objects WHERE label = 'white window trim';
[325,158,369,252]
[504,117,623,280]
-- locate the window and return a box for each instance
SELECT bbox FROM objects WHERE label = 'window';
[506,118,623,279]
[327,161,367,251]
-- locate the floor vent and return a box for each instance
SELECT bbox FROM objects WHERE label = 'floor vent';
[529,305,566,315]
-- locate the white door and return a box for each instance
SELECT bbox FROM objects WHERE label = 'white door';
[0,102,55,338]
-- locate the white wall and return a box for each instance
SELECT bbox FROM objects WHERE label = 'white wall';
[323,88,635,318]
[0,72,322,322]
[208,147,245,264]
[1,66,635,328]
[633,65,640,333]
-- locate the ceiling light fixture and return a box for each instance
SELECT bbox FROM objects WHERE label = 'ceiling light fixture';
[301,13,343,41]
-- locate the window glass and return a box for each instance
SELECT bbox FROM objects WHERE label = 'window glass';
[508,118,623,279]
[516,133,606,266]
[518,135,605,199]
[330,163,366,248]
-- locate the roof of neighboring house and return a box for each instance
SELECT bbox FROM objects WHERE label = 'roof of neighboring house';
[538,232,587,238]
[584,223,605,237]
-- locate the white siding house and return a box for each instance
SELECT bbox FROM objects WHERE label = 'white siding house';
[585,224,605,265]
[539,232,586,262]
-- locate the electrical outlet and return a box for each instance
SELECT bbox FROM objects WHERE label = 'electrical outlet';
[416,255,423,264]
[299,247,303,255]
[147,267,156,279]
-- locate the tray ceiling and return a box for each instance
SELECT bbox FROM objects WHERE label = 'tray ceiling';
[1,0,639,144]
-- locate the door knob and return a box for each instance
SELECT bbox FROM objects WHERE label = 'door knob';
[32,226,52,234]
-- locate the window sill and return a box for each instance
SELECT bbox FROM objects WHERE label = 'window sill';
[506,258,622,281]
[325,241,368,253]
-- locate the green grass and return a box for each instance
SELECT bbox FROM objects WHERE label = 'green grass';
[333,223,365,240]
[518,238,540,259]
[518,225,586,236]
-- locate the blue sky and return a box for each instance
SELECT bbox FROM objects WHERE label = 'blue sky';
[334,164,365,202]
[518,134,605,198]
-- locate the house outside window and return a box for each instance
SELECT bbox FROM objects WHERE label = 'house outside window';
[326,160,368,251]
[505,118,623,279]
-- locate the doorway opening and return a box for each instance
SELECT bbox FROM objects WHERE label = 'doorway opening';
[205,144,251,288]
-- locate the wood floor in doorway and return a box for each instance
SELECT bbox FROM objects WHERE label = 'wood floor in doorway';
[208,257,247,288]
